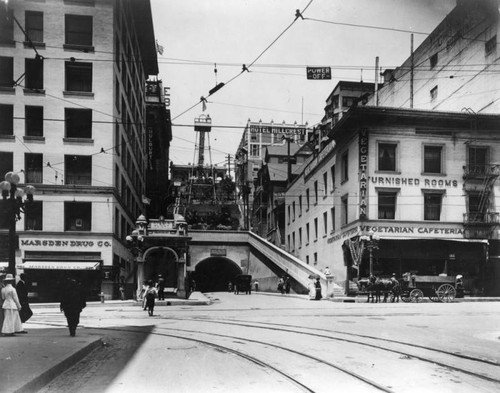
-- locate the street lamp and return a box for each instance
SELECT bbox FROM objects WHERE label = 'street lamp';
[0,171,35,275]
[360,230,380,277]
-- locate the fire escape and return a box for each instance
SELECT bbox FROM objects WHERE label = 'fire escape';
[463,145,500,239]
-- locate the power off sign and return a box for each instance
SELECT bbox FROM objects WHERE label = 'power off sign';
[306,67,331,80]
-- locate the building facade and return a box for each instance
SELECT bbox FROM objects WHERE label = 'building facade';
[286,106,500,295]
[0,0,159,301]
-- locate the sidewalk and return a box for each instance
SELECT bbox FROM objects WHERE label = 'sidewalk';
[0,328,102,393]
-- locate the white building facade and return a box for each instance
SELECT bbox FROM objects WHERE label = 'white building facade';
[0,0,158,301]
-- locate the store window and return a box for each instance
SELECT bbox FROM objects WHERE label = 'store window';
[378,143,397,172]
[25,106,43,137]
[24,153,43,183]
[65,15,93,47]
[424,192,443,221]
[25,11,43,43]
[65,108,92,138]
[423,145,443,174]
[0,104,13,136]
[64,201,91,231]
[25,201,43,230]
[65,62,92,93]
[378,191,397,219]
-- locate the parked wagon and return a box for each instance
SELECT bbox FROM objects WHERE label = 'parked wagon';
[234,274,252,295]
[400,273,458,303]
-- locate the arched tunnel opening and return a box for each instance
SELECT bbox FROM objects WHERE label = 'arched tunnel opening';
[193,257,242,292]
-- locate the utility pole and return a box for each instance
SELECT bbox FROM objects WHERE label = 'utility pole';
[410,34,414,109]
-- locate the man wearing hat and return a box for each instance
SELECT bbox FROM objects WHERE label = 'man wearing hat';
[1,274,23,336]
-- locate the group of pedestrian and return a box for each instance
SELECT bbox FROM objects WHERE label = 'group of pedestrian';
[277,276,291,295]
[1,272,87,338]
[139,279,161,316]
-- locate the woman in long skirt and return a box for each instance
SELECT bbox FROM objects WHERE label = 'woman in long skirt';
[1,274,23,336]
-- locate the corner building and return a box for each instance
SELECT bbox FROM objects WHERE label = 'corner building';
[0,0,158,301]
[286,106,500,296]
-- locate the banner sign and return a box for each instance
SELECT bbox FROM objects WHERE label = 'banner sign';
[249,125,306,136]
[359,128,368,220]
[306,67,331,80]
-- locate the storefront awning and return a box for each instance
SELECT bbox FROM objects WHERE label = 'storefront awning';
[22,261,101,270]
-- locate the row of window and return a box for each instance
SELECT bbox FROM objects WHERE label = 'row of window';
[1,10,93,49]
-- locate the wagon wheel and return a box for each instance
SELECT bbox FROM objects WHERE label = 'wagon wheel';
[436,284,456,303]
[410,289,424,303]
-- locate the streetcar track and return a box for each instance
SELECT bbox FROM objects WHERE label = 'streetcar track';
[29,321,390,393]
[160,316,500,384]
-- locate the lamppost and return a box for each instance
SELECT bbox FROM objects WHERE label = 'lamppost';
[0,171,35,276]
[237,148,250,230]
[126,215,148,298]
[360,230,380,277]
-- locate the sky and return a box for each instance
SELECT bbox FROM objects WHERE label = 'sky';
[150,0,456,169]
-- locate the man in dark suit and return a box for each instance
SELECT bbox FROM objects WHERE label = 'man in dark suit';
[60,277,86,336]
[16,273,32,330]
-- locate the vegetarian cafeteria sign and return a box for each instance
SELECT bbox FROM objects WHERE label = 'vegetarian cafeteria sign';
[306,67,331,80]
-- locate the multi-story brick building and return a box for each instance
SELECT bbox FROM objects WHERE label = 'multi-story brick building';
[0,0,159,301]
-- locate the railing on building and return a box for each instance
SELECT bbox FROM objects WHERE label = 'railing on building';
[463,212,500,225]
[463,164,500,180]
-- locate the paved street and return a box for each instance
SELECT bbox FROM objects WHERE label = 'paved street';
[19,293,500,393]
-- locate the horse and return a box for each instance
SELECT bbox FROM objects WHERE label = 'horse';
[358,276,397,303]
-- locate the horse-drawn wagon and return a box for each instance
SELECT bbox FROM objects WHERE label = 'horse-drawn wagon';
[399,273,458,303]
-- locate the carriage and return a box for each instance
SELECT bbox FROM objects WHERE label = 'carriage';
[399,273,458,303]
[234,274,252,294]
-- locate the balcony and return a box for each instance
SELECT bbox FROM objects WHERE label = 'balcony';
[463,164,500,180]
[463,212,500,226]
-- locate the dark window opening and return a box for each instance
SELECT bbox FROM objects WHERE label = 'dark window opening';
[25,106,43,137]
[25,201,43,230]
[0,56,13,88]
[485,35,496,54]
[25,153,43,183]
[25,57,44,90]
[378,192,397,220]
[378,143,396,171]
[65,108,92,138]
[64,201,91,231]
[65,15,92,46]
[430,53,438,68]
[424,193,442,221]
[65,155,92,185]
[0,104,13,135]
[25,11,43,43]
[65,62,92,92]
[424,145,442,174]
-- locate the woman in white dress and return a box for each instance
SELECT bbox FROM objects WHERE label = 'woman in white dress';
[1,274,23,336]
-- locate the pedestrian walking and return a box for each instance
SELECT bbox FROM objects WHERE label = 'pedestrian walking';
[17,273,33,327]
[1,274,23,336]
[119,283,125,300]
[157,274,165,300]
[60,277,86,337]
[277,277,285,294]
[253,280,259,292]
[0,273,7,332]
[314,278,322,300]
[144,281,157,316]
[284,276,291,295]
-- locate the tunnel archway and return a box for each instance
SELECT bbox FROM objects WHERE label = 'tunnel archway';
[194,257,242,292]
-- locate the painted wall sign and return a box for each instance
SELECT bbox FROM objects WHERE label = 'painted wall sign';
[306,67,331,80]
[359,128,368,219]
[147,126,154,170]
[371,176,459,188]
[210,249,227,256]
[21,239,111,248]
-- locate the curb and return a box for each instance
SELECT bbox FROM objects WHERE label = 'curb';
[14,338,103,393]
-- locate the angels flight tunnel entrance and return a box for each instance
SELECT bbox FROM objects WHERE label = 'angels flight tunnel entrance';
[194,257,242,292]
